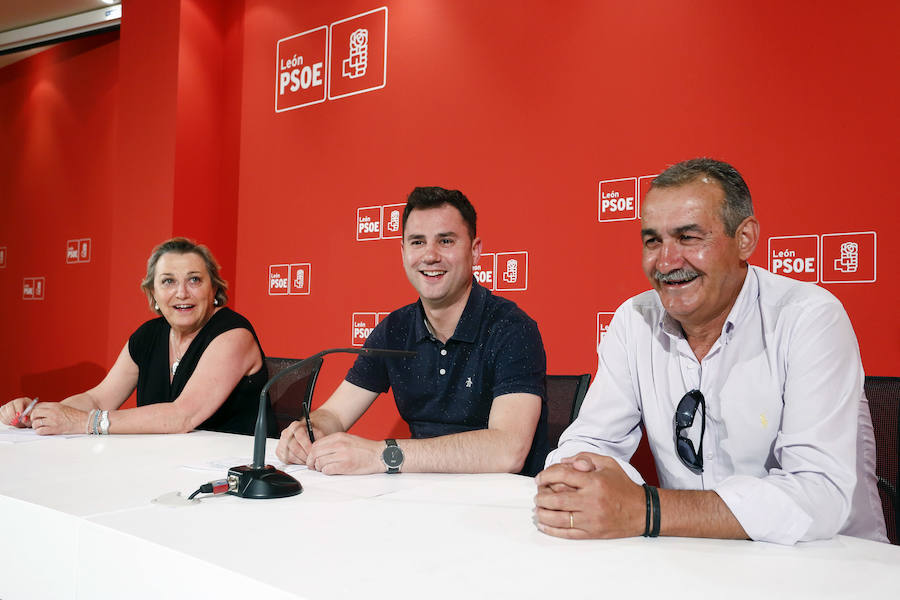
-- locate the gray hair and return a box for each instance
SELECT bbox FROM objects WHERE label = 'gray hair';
[650,158,753,236]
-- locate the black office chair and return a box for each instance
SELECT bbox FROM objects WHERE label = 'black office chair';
[264,356,324,437]
[546,374,592,451]
[865,375,900,544]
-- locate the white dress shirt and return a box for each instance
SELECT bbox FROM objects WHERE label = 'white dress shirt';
[548,266,887,545]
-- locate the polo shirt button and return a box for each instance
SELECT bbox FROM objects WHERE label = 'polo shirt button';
[439,368,446,375]
[440,349,447,356]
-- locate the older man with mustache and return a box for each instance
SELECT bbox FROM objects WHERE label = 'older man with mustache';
[534,158,887,545]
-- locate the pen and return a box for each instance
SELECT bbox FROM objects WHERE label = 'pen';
[12,397,39,426]
[302,401,315,443]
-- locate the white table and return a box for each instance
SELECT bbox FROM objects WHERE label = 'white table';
[1,430,899,599]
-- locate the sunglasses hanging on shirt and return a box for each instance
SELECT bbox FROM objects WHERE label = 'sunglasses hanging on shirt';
[674,389,705,473]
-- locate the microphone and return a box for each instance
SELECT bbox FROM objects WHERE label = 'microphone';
[227,347,416,499]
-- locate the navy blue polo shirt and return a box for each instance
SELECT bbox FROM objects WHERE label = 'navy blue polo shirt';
[345,280,549,476]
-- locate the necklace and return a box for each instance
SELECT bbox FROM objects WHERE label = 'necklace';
[170,330,184,376]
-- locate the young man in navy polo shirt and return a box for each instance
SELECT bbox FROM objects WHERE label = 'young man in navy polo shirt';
[276,186,548,476]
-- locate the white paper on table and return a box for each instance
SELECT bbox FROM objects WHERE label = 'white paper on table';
[181,455,307,474]
[0,425,86,443]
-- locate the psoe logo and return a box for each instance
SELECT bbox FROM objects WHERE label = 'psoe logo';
[768,235,818,283]
[0,246,7,268]
[381,203,404,239]
[598,178,638,222]
[329,7,388,100]
[66,238,92,264]
[357,203,405,241]
[275,25,328,112]
[343,28,367,79]
[597,312,614,350]
[351,311,390,346]
[495,252,528,291]
[269,263,312,295]
[268,264,290,295]
[821,231,876,284]
[289,263,311,295]
[23,277,46,301]
[357,205,382,241]
[275,7,388,113]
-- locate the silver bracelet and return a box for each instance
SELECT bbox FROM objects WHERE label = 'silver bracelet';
[86,410,97,435]
[99,410,110,435]
[92,408,102,435]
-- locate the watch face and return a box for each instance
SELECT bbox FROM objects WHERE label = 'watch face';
[383,445,403,468]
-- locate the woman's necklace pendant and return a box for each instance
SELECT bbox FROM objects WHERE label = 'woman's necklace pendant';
[170,329,184,377]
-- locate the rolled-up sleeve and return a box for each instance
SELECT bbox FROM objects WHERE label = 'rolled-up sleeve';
[714,298,861,544]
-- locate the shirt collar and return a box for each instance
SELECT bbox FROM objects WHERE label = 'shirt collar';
[413,304,431,342]
[413,278,486,344]
[659,267,758,344]
[722,266,759,342]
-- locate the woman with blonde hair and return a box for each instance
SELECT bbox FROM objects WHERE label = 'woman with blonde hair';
[1,237,274,437]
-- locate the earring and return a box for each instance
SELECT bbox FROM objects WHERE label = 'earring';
[214,299,219,306]
[154,302,159,311]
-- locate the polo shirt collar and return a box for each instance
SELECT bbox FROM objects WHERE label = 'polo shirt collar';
[451,278,487,343]
[413,278,486,344]
[413,303,431,342]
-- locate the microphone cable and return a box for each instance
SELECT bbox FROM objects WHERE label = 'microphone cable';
[188,476,238,500]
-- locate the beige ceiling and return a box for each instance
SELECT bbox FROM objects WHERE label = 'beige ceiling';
[0,0,115,32]
[0,0,119,68]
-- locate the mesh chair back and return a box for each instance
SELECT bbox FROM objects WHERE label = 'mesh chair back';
[546,374,592,451]
[865,375,900,544]
[265,356,323,437]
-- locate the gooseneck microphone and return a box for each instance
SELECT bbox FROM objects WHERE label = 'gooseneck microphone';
[227,347,416,499]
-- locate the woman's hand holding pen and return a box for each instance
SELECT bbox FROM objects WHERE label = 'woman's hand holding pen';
[0,397,39,428]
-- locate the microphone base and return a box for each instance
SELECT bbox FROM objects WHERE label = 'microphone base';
[227,464,303,499]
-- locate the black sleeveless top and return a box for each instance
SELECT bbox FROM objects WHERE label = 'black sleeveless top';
[128,308,276,437]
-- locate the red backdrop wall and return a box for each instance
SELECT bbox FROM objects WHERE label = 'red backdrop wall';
[0,32,119,399]
[1,2,898,476]
[234,0,900,444]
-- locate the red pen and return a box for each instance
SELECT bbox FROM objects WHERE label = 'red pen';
[12,397,38,426]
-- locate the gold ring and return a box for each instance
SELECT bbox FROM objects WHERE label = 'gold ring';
[569,511,574,528]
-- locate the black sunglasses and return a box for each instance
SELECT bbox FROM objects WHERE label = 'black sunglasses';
[674,389,705,473]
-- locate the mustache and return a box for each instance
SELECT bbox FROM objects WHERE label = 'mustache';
[654,268,700,283]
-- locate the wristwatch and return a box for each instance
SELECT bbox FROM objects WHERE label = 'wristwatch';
[98,410,110,435]
[381,439,404,474]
